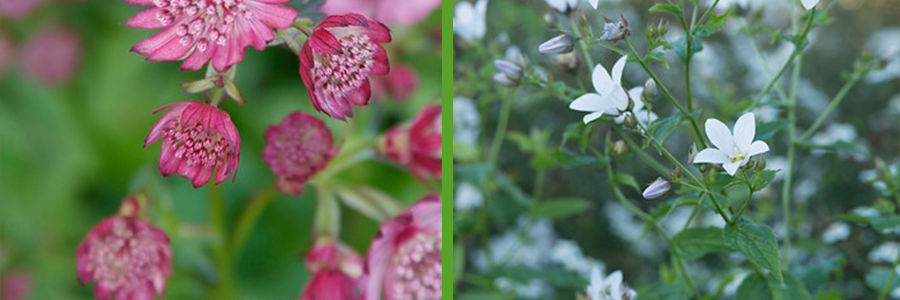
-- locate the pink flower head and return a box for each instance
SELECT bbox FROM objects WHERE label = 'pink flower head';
[364,194,442,300]
[263,112,336,196]
[300,237,365,300]
[1,270,32,300]
[382,104,442,181]
[299,13,391,120]
[144,101,241,188]
[19,27,82,86]
[371,65,419,102]
[76,207,172,300]
[319,0,441,26]
[123,0,298,72]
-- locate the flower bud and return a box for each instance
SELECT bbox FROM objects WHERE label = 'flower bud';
[642,177,671,199]
[643,79,657,98]
[623,113,638,129]
[494,59,523,81]
[599,14,630,44]
[555,51,578,70]
[671,166,683,182]
[538,33,576,54]
[756,155,767,171]
[612,140,627,156]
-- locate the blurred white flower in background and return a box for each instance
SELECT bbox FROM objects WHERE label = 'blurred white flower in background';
[453,0,488,42]
[822,222,851,244]
[550,239,606,279]
[868,242,899,263]
[453,96,480,145]
[605,202,662,257]
[586,268,637,300]
[570,55,630,124]
[545,0,577,12]
[865,28,900,84]
[694,113,770,176]
[454,182,483,211]
[801,0,819,10]
[495,277,552,299]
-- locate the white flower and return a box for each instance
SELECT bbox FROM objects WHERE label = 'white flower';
[586,268,637,300]
[454,182,483,211]
[693,113,770,176]
[569,55,630,124]
[587,0,600,9]
[801,0,819,10]
[869,242,899,263]
[545,0,578,12]
[614,87,658,128]
[821,221,851,244]
[453,0,488,42]
[453,97,480,145]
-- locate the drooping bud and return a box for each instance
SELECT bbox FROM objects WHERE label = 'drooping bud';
[599,14,630,44]
[538,33,576,54]
[642,177,671,199]
[756,155,767,172]
[643,79,657,99]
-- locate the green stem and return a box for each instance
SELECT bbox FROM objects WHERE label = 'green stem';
[733,170,755,221]
[612,126,670,175]
[569,17,595,70]
[229,184,278,259]
[277,29,304,55]
[209,184,233,298]
[744,19,790,101]
[487,93,514,163]
[623,38,706,147]
[750,8,816,109]
[695,0,721,27]
[797,74,862,142]
[529,169,547,219]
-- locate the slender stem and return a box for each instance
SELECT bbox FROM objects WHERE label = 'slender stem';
[277,29,304,55]
[695,0,721,27]
[612,126,670,175]
[209,184,234,298]
[487,93,514,163]
[743,19,790,100]
[529,169,547,219]
[684,2,697,110]
[878,249,900,300]
[781,32,806,267]
[623,38,706,147]
[569,17,595,70]
[797,74,862,142]
[733,170,755,221]
[229,184,278,259]
[681,205,700,232]
[750,8,816,109]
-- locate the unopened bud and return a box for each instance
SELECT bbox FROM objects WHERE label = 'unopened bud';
[756,155,767,171]
[657,19,669,36]
[671,167,683,182]
[643,79,657,98]
[599,14,630,44]
[494,60,523,81]
[642,177,671,199]
[505,45,526,65]
[556,51,578,70]
[623,113,638,129]
[613,140,627,156]
[539,33,576,54]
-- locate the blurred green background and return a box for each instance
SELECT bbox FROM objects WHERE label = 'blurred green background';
[0,1,441,298]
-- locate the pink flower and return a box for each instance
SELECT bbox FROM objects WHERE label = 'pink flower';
[76,211,172,300]
[1,270,32,300]
[300,237,365,300]
[144,101,241,188]
[319,0,441,26]
[382,104,441,181]
[123,0,298,72]
[19,27,81,86]
[371,65,419,102]
[0,0,44,19]
[263,112,336,196]
[364,194,442,300]
[299,13,391,120]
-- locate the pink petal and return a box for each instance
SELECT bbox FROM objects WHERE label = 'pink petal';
[309,29,342,55]
[180,43,214,71]
[246,2,297,29]
[370,45,389,75]
[125,8,167,29]
[131,25,180,56]
[146,36,193,61]
[346,80,372,106]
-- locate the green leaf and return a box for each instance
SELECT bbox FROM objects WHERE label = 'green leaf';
[508,131,537,153]
[645,50,670,69]
[644,111,702,148]
[493,265,587,289]
[649,3,681,16]
[737,272,810,300]
[670,37,704,63]
[694,9,732,37]
[756,120,790,141]
[637,282,693,300]
[672,227,732,260]
[531,149,608,169]
[532,198,592,219]
[614,174,641,193]
[866,267,900,294]
[869,215,900,231]
[752,169,779,192]
[494,173,532,206]
[793,254,844,295]
[725,217,783,283]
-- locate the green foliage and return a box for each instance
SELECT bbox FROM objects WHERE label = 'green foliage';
[531,198,592,219]
[694,9,732,37]
[866,267,900,295]
[672,227,732,260]
[643,111,702,148]
[737,272,810,300]
[649,4,682,17]
[725,217,783,283]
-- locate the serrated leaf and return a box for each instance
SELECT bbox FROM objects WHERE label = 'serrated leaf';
[737,272,810,300]
[752,169,779,192]
[673,227,732,260]
[694,9,731,37]
[725,217,783,283]
[532,198,592,219]
[649,3,681,16]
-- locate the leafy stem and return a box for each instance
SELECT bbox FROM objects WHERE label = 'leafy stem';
[750,8,816,109]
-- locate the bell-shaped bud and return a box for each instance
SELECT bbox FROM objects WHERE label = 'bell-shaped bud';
[643,79,657,99]
[494,60,523,81]
[642,177,671,199]
[538,33,576,54]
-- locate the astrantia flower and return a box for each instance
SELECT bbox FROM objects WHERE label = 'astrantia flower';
[693,113,770,176]
[144,101,241,188]
[299,13,391,120]
[76,214,172,300]
[586,267,636,300]
[452,0,487,42]
[569,55,629,124]
[0,0,44,19]
[124,0,297,72]
[381,104,442,182]
[301,237,365,300]
[801,0,819,10]
[1,270,31,300]
[319,0,441,26]
[19,27,82,86]
[263,112,336,196]
[365,194,441,300]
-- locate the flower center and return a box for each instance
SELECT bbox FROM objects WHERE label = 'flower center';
[163,119,234,168]
[391,231,442,300]
[729,147,745,163]
[153,0,254,51]
[87,219,165,289]
[312,34,375,99]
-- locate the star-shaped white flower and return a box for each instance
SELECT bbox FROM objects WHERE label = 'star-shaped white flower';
[453,0,488,42]
[801,0,819,10]
[693,113,770,176]
[569,55,629,124]
[546,0,578,12]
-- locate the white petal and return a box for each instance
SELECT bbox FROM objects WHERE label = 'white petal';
[592,63,614,94]
[570,93,605,112]
[583,111,605,124]
[546,0,566,12]
[723,161,741,176]
[747,140,770,157]
[474,0,488,39]
[705,118,734,151]
[453,3,475,38]
[628,87,644,110]
[611,55,628,85]
[606,270,623,287]
[693,149,730,164]
[733,113,756,153]
[801,0,819,10]
[588,0,599,9]
[609,87,630,111]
